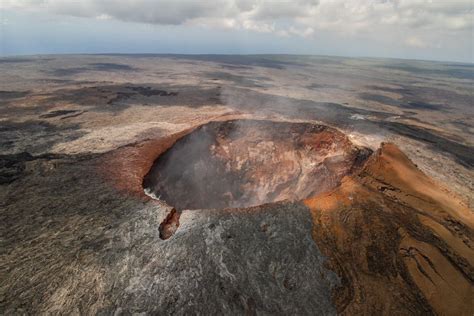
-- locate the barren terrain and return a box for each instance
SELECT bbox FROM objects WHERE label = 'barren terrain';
[0,55,472,314]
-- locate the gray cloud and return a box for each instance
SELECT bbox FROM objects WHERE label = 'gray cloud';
[2,0,473,52]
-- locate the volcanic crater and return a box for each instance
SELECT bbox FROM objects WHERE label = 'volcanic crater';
[143,119,372,211]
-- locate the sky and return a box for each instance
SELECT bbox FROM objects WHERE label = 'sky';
[1,0,473,62]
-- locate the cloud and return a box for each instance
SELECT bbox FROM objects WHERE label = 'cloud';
[251,0,319,20]
[2,0,473,43]
[2,0,240,25]
[405,36,428,48]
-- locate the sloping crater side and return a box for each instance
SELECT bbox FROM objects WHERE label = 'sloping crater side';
[143,119,371,210]
[305,143,474,315]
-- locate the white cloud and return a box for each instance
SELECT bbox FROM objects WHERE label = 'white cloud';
[2,0,473,43]
[405,36,428,48]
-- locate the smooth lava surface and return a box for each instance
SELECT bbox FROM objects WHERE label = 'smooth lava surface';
[143,119,371,210]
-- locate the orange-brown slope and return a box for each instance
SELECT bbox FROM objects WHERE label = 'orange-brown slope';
[305,143,474,315]
[97,128,194,199]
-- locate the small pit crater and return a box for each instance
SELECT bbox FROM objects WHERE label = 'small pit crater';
[144,119,371,210]
[159,208,181,240]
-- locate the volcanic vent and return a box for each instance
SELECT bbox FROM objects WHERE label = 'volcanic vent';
[143,119,371,210]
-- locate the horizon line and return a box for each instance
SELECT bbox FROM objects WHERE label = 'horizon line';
[1,52,473,65]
